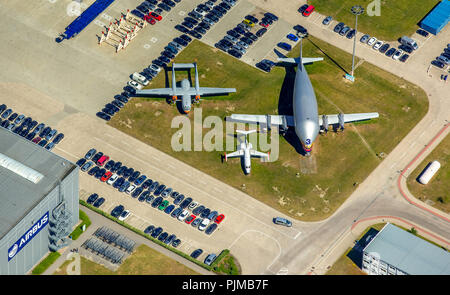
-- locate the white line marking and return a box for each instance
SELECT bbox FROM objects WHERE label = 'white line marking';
[293,231,302,240]
[152,156,161,162]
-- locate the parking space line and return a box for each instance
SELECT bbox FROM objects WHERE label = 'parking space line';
[88,136,299,240]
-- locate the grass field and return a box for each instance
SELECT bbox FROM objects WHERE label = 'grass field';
[109,38,428,221]
[53,244,199,275]
[407,134,450,213]
[309,0,439,41]
[69,210,91,241]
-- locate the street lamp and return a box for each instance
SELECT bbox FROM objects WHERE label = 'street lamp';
[348,5,364,81]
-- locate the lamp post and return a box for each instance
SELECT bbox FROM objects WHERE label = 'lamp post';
[349,5,364,81]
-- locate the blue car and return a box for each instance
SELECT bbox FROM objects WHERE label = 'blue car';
[286,33,298,42]
[135,174,147,185]
[164,204,175,214]
[277,42,292,51]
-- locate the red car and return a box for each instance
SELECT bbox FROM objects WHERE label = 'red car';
[149,12,162,21]
[185,214,196,224]
[100,171,112,182]
[215,214,225,224]
[303,5,315,17]
[144,15,156,25]
[97,155,110,166]
[32,136,41,144]
[259,22,269,28]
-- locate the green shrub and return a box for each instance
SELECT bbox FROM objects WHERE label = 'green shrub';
[31,252,61,275]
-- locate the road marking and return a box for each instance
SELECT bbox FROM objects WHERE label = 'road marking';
[144,44,151,49]
[150,37,158,43]
[213,187,223,193]
[419,130,426,138]
[178,11,185,16]
[55,147,81,161]
[293,231,302,240]
[389,162,397,169]
[152,156,161,162]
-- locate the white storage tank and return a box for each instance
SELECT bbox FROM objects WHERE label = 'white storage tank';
[418,160,441,184]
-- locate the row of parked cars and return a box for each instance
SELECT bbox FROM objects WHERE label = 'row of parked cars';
[331,19,411,63]
[77,148,225,234]
[0,104,64,150]
[175,0,238,40]
[431,43,450,69]
[96,1,175,122]
[215,12,278,59]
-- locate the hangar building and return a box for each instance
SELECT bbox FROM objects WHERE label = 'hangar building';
[0,128,79,275]
[420,0,450,35]
[362,223,450,275]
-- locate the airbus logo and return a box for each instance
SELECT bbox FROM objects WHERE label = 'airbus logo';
[8,212,49,261]
[8,244,18,259]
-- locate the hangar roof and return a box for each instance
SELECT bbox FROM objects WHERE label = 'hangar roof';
[363,223,450,275]
[0,128,76,240]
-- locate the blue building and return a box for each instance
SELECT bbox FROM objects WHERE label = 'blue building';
[420,0,450,35]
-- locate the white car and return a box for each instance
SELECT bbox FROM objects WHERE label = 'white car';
[198,218,211,231]
[188,201,198,210]
[118,210,130,221]
[373,41,383,50]
[126,184,136,194]
[106,173,118,185]
[178,209,189,221]
[194,7,207,16]
[127,80,143,90]
[367,37,377,46]
[393,49,403,60]
[149,64,161,73]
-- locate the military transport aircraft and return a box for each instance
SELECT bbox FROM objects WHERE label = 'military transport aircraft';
[227,39,379,156]
[134,62,236,114]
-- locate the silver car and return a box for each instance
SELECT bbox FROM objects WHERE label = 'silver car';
[81,161,94,172]
[84,148,97,160]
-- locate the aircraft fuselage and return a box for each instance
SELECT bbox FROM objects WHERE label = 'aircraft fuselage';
[292,62,320,153]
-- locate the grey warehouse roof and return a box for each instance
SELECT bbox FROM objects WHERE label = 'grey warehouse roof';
[0,128,76,240]
[363,223,450,275]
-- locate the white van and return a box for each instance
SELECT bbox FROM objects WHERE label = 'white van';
[132,72,149,86]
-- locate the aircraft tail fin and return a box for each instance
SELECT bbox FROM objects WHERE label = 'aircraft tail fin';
[276,38,323,65]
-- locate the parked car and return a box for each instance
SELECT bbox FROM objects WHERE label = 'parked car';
[322,16,332,25]
[205,223,218,235]
[87,193,99,204]
[118,210,130,221]
[298,4,308,14]
[416,29,429,37]
[191,217,202,228]
[215,214,225,224]
[185,214,196,224]
[333,22,344,33]
[144,225,155,235]
[399,54,410,63]
[191,249,203,259]
[151,227,163,238]
[277,42,292,51]
[179,197,193,209]
[198,218,210,231]
[177,209,189,221]
[367,37,377,46]
[286,33,298,42]
[204,253,217,266]
[93,197,105,208]
[273,217,292,227]
[158,200,170,210]
[373,40,383,50]
[385,48,396,57]
[111,205,125,218]
[379,43,390,53]
[302,5,315,17]
[392,49,403,60]
[171,207,183,218]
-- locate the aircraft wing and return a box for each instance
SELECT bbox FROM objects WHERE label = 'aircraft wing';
[135,88,174,96]
[249,150,269,159]
[193,87,236,96]
[319,113,379,125]
[225,149,244,160]
[227,114,295,127]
